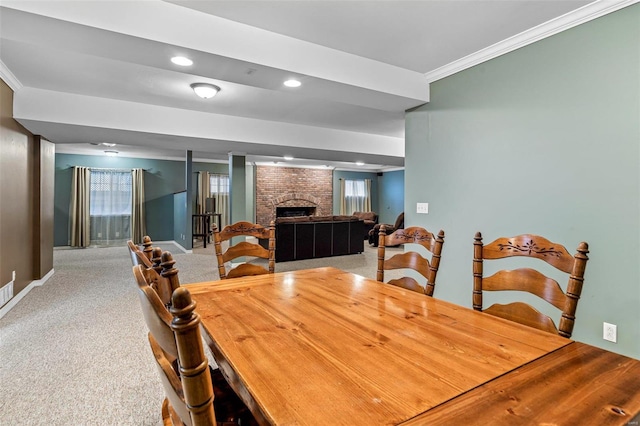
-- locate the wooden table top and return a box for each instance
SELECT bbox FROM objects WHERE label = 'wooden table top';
[187,267,578,425]
[401,341,640,425]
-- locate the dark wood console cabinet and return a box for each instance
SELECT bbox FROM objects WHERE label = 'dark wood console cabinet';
[273,217,364,262]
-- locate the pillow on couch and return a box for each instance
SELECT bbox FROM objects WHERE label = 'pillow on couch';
[353,211,378,225]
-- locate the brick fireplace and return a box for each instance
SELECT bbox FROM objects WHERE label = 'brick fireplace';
[255,166,333,226]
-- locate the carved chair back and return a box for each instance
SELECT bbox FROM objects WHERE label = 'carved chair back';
[213,221,275,279]
[377,226,445,296]
[473,232,589,338]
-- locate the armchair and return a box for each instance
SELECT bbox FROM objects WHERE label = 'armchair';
[368,212,404,246]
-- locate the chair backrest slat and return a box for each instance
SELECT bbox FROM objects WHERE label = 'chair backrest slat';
[482,234,575,273]
[483,269,567,310]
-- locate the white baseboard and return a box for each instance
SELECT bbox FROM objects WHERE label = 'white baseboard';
[155,240,192,254]
[0,268,54,320]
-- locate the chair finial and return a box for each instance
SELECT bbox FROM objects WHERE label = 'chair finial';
[160,251,181,295]
[170,287,196,316]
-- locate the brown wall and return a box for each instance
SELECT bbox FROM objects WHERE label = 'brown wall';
[33,136,55,276]
[0,79,54,298]
[255,166,333,226]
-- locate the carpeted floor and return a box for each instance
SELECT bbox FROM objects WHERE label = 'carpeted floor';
[0,241,401,425]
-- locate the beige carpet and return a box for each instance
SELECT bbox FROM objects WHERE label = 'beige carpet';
[0,241,402,425]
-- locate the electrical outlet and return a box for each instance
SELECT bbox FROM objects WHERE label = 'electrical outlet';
[603,322,617,343]
[416,202,429,214]
[12,270,16,281]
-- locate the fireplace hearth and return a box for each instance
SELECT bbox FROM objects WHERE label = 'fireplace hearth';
[276,206,316,218]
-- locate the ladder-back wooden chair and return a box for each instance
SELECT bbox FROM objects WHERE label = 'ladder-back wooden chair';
[213,221,275,279]
[133,265,254,425]
[377,226,445,296]
[473,232,589,338]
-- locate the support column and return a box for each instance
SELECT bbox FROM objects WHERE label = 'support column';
[185,150,193,249]
[228,153,247,224]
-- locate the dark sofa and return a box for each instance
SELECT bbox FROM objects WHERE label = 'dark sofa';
[271,215,364,262]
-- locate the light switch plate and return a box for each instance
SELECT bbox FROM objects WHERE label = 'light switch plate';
[417,203,429,214]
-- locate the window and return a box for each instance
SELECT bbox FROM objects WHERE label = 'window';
[89,170,132,244]
[209,174,229,195]
[341,178,371,214]
[344,179,367,199]
[90,170,132,216]
[209,174,230,227]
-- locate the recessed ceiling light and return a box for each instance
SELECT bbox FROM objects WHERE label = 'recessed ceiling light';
[190,83,221,99]
[171,56,193,66]
[284,156,294,161]
[104,150,118,156]
[356,161,365,166]
[284,79,301,88]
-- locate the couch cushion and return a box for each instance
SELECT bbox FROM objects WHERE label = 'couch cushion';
[276,216,310,224]
[333,215,358,222]
[309,215,334,222]
[353,211,377,222]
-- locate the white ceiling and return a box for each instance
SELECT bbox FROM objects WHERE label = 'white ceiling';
[0,0,609,170]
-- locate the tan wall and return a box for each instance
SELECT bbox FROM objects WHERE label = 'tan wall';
[0,79,54,299]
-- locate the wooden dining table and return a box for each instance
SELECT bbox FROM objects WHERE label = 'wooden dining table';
[186,267,640,425]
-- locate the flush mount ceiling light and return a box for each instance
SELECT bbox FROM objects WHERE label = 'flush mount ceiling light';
[171,56,193,66]
[100,142,116,147]
[104,150,118,156]
[190,83,220,99]
[283,79,301,88]
[284,156,294,161]
[355,161,365,166]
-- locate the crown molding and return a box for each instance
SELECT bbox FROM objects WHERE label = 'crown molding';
[425,0,639,83]
[0,60,23,91]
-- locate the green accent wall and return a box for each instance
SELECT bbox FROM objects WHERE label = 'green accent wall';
[173,191,188,248]
[405,5,639,358]
[54,154,228,246]
[377,170,404,224]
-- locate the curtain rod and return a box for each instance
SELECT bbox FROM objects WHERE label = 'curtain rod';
[192,171,229,174]
[87,167,147,172]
